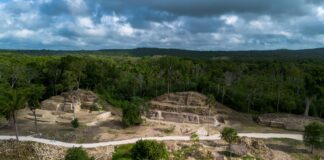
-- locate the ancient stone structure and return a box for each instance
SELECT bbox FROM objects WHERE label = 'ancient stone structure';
[41,89,98,113]
[147,92,219,126]
[16,89,111,125]
[257,113,324,131]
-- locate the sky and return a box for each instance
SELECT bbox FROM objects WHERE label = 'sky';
[0,0,324,50]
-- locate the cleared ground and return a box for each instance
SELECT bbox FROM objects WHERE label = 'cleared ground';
[0,103,301,143]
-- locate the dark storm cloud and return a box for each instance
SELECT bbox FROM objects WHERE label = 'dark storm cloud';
[94,0,309,17]
[181,17,223,33]
[123,8,177,29]
[299,19,324,35]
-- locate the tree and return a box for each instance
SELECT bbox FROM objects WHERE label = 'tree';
[221,71,236,104]
[221,127,239,157]
[131,140,169,160]
[71,118,79,128]
[65,147,93,160]
[44,59,62,96]
[303,67,324,116]
[122,98,143,127]
[206,94,216,108]
[0,86,28,141]
[26,84,45,133]
[303,122,324,153]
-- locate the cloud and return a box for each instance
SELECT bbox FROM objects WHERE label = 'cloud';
[220,15,239,25]
[316,7,324,21]
[0,0,323,50]
[95,0,310,17]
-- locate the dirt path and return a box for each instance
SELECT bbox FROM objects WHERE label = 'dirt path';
[0,133,302,148]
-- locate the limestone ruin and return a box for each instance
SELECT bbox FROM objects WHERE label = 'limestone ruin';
[257,113,324,131]
[20,89,111,125]
[41,89,99,113]
[147,92,219,126]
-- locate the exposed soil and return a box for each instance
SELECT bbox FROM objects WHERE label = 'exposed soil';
[0,102,301,143]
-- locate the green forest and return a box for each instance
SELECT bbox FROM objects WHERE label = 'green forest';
[0,49,323,118]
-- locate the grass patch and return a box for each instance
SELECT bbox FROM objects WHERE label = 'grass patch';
[112,144,133,160]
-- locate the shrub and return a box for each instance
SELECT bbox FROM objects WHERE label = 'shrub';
[122,99,143,127]
[190,133,199,144]
[112,144,133,160]
[131,140,169,160]
[221,127,239,145]
[71,118,79,128]
[65,147,93,160]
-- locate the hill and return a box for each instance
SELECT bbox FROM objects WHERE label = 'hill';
[1,47,324,60]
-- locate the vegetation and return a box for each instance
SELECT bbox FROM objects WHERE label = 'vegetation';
[190,133,199,144]
[0,48,323,159]
[26,85,45,133]
[71,118,79,129]
[221,127,239,156]
[0,86,28,141]
[0,50,324,129]
[303,122,324,153]
[242,155,260,160]
[131,140,169,160]
[122,98,144,127]
[172,144,213,160]
[112,140,169,160]
[65,147,93,160]
[112,144,133,160]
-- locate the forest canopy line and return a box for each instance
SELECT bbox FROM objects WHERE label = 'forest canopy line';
[0,51,323,118]
[1,47,324,60]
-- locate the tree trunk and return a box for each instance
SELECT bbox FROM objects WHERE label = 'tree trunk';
[167,81,170,93]
[304,97,312,116]
[12,112,19,141]
[229,143,232,158]
[32,110,38,133]
[155,80,158,97]
[221,86,226,104]
[276,90,281,113]
[247,94,251,114]
[7,114,14,127]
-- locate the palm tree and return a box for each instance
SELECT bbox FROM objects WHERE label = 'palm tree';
[0,87,28,141]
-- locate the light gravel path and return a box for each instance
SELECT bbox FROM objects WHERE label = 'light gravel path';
[0,133,303,148]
